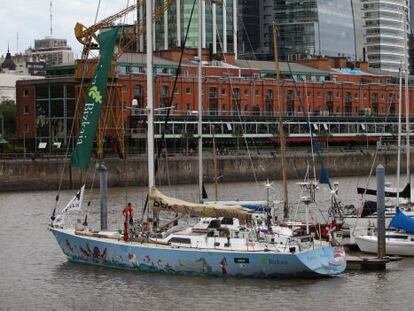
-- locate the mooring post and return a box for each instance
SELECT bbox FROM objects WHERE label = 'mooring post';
[99,163,108,231]
[377,164,386,258]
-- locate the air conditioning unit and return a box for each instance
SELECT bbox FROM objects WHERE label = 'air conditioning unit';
[320,110,330,116]
[364,108,371,116]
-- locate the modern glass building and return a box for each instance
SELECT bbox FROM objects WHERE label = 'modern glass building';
[138,0,237,55]
[237,0,261,59]
[363,0,409,73]
[274,0,359,62]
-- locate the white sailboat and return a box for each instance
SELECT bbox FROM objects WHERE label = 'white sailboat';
[355,208,414,256]
[49,0,346,277]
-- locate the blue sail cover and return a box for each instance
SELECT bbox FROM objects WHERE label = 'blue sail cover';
[389,208,414,234]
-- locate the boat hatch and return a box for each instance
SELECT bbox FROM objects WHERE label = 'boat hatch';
[170,237,191,244]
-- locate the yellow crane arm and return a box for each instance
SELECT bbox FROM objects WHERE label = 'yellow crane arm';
[74,2,141,50]
[75,0,176,58]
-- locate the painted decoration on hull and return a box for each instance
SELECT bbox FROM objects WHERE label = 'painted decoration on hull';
[51,228,346,278]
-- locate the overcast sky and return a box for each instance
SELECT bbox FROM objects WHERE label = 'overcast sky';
[0,0,138,58]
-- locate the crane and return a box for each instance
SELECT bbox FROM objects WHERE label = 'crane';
[75,0,176,59]
[73,0,176,160]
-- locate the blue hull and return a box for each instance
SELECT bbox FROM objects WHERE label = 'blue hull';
[50,228,346,278]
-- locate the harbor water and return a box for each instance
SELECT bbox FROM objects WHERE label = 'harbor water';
[1,176,414,311]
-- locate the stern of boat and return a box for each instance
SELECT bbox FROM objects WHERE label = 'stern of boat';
[296,246,346,276]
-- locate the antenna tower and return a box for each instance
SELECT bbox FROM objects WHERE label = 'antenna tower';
[50,0,53,36]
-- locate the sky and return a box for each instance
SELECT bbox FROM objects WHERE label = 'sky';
[0,0,139,58]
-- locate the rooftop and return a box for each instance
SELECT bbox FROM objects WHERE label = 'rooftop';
[235,59,330,76]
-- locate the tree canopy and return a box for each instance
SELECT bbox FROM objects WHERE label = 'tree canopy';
[0,100,16,137]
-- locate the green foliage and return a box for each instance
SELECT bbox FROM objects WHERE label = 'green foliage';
[0,100,16,137]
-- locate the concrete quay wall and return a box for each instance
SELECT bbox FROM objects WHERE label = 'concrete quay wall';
[0,151,403,192]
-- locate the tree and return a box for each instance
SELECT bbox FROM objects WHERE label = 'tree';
[0,100,16,137]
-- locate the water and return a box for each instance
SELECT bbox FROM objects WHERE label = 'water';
[1,177,413,311]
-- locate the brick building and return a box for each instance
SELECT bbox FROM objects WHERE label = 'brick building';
[15,52,413,152]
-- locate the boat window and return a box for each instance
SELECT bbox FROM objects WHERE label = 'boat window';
[221,218,234,225]
[214,242,220,247]
[208,219,221,228]
[170,237,191,244]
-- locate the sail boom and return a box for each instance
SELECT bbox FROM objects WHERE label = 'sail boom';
[149,188,251,222]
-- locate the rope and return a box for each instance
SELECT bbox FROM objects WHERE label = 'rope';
[208,0,259,183]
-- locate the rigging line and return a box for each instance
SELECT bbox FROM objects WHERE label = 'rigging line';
[302,80,317,182]
[154,0,197,177]
[52,0,102,217]
[357,84,398,201]
[142,0,197,219]
[211,1,258,184]
[285,61,331,189]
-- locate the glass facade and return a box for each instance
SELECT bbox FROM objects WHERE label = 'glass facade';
[318,0,356,58]
[155,0,235,53]
[237,0,261,58]
[35,83,75,151]
[275,0,357,61]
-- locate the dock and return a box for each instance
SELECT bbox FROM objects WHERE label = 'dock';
[346,254,402,271]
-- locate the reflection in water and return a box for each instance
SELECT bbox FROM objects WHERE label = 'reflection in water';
[0,178,412,311]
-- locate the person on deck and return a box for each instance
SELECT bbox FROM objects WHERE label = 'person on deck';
[122,203,134,241]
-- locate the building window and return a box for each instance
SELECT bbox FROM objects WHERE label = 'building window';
[24,124,29,133]
[221,88,226,96]
[232,88,240,99]
[232,88,241,113]
[160,85,169,97]
[317,91,321,98]
[134,85,144,108]
[186,103,191,111]
[256,89,259,96]
[24,105,29,114]
[23,89,29,97]
[244,89,249,96]
[174,86,179,95]
[185,87,191,95]
[287,90,294,102]
[160,85,170,108]
[209,87,218,115]
[336,92,340,99]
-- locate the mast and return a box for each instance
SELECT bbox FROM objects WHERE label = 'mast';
[397,68,403,206]
[198,0,203,203]
[404,11,411,201]
[212,125,218,201]
[146,0,155,190]
[273,23,289,219]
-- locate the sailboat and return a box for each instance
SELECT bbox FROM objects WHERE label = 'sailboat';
[355,208,414,256]
[49,0,346,278]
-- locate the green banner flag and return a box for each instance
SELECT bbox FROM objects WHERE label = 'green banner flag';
[71,28,118,170]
